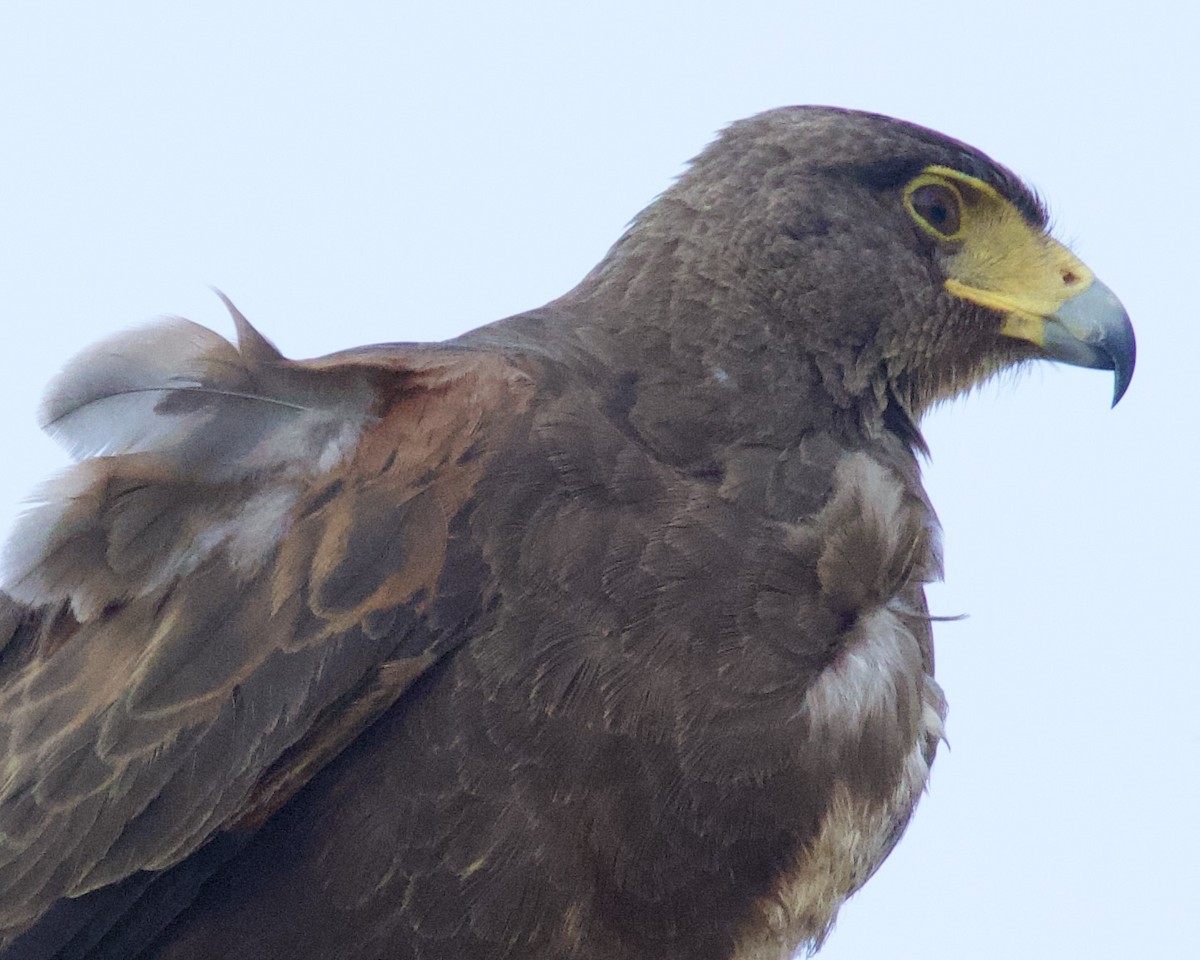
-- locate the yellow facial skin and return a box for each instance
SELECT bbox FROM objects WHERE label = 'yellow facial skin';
[903,165,1092,347]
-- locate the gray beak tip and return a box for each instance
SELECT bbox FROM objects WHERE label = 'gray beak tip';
[1046,279,1136,408]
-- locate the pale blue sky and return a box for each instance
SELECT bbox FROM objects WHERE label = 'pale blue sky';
[1,2,1195,956]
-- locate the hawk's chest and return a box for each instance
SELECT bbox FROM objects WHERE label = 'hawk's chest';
[734,606,946,959]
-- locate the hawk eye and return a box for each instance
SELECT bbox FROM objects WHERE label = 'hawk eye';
[907,183,962,238]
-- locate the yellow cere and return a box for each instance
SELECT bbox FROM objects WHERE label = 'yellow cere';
[903,165,1094,346]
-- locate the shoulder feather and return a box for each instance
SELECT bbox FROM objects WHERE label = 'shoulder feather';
[0,304,535,946]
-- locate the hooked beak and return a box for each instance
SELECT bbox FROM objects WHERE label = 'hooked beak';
[1039,278,1136,406]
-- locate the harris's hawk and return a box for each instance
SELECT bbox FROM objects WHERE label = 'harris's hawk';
[0,107,1134,960]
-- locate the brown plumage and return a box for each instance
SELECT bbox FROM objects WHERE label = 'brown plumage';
[0,107,1134,960]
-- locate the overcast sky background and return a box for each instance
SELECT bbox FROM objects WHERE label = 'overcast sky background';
[1,2,1195,957]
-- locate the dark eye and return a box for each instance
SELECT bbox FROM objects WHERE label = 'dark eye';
[908,183,962,238]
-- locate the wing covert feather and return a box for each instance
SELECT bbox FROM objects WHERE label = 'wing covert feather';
[0,311,533,944]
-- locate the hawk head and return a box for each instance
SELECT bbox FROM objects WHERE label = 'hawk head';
[571,107,1134,452]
